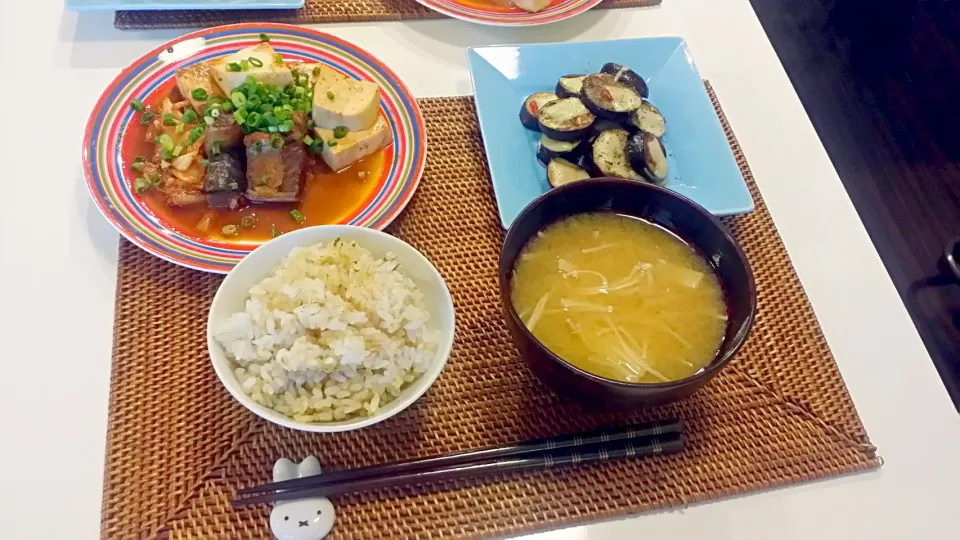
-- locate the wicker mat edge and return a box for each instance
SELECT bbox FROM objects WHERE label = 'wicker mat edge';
[115,0,660,29]
[101,86,879,540]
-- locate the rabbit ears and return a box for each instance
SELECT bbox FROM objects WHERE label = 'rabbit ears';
[273,456,323,482]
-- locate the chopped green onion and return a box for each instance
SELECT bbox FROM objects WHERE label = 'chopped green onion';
[130,161,145,172]
[333,126,348,139]
[204,116,216,126]
[234,110,247,124]
[259,33,270,42]
[211,141,221,156]
[199,158,209,167]
[240,59,250,71]
[289,209,305,224]
[175,124,185,134]
[245,75,256,85]
[149,172,161,183]
[210,108,221,119]
[309,140,324,154]
[245,112,262,127]
[162,113,177,126]
[326,91,335,100]
[188,125,205,145]
[156,134,175,153]
[230,91,247,108]
[226,62,242,72]
[294,86,305,97]
[133,155,146,163]
[312,66,321,76]
[134,177,149,194]
[181,109,198,123]
[191,88,208,101]
[140,111,156,125]
[306,119,315,130]
[275,54,283,65]
[222,225,239,237]
[271,224,281,238]
[248,57,264,68]
[303,135,314,146]
[172,145,184,157]
[240,215,257,228]
[327,139,338,147]
[131,98,145,112]
[270,134,284,149]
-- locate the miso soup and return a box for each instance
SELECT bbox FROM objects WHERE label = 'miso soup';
[510,213,727,384]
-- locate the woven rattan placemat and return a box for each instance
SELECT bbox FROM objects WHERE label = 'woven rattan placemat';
[101,86,879,539]
[114,0,660,29]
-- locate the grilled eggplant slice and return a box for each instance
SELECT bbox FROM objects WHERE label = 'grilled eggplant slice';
[626,131,669,184]
[600,62,649,98]
[580,74,643,121]
[555,74,587,98]
[520,92,559,131]
[589,118,623,138]
[547,158,590,187]
[537,98,595,141]
[589,128,642,180]
[537,135,584,165]
[628,101,666,137]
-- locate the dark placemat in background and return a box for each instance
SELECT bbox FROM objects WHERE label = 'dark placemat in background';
[100,86,878,539]
[115,0,661,29]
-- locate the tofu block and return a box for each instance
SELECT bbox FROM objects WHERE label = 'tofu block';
[212,43,294,94]
[314,116,392,171]
[175,62,223,112]
[287,62,327,87]
[312,66,381,132]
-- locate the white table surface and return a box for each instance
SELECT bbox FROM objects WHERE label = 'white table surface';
[2,2,959,539]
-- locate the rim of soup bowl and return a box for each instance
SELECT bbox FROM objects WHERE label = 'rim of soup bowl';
[499,178,757,390]
[207,225,456,433]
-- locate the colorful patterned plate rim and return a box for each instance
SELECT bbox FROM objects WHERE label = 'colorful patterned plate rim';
[83,23,427,274]
[413,0,603,26]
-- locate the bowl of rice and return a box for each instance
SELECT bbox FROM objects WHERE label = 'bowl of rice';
[207,225,455,432]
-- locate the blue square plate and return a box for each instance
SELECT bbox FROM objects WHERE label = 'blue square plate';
[67,0,304,11]
[466,37,754,228]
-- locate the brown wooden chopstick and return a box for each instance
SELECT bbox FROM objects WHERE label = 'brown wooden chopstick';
[233,433,683,507]
[236,418,682,497]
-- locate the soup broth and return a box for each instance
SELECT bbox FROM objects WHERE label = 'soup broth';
[510,213,727,384]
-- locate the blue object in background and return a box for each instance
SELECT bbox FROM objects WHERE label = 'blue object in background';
[67,0,304,11]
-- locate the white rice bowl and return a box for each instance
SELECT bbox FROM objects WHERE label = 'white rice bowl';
[208,226,455,432]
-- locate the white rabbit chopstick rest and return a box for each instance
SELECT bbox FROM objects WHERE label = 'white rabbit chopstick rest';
[269,456,336,540]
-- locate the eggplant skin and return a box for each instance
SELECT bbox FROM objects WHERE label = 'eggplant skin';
[626,131,668,184]
[537,136,583,165]
[555,74,587,99]
[537,98,595,142]
[600,62,649,99]
[589,118,623,138]
[520,92,558,131]
[579,74,643,121]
